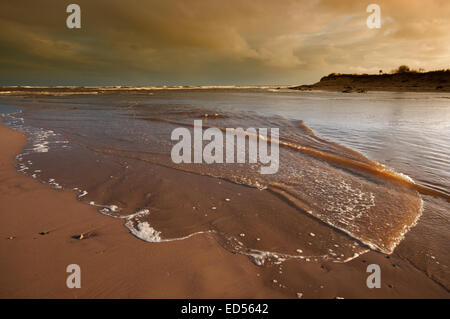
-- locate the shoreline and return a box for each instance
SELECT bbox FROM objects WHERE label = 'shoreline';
[291,70,450,93]
[0,122,285,298]
[0,122,448,298]
[290,87,450,93]
[2,85,450,95]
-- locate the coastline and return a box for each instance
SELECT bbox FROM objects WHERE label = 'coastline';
[289,86,450,93]
[290,70,450,93]
[0,122,448,298]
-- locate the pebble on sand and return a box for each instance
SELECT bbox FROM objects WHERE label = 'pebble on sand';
[72,233,84,240]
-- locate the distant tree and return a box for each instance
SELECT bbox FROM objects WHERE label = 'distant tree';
[395,65,411,73]
[379,70,383,74]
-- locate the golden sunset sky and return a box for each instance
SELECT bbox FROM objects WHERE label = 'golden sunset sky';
[1,0,449,85]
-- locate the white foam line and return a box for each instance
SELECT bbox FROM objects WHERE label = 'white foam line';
[121,208,212,243]
[237,245,368,266]
[125,220,212,243]
[78,190,88,198]
[88,201,120,214]
[85,201,371,264]
[80,197,373,264]
[84,205,211,243]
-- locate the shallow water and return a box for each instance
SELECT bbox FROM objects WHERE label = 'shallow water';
[0,88,448,288]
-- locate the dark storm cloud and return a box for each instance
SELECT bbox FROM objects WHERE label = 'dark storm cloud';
[0,0,449,85]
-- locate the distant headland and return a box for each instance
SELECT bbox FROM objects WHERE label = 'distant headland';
[291,66,450,93]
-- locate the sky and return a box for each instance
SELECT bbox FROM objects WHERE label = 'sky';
[1,0,449,86]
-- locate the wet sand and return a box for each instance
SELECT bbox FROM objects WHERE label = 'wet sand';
[0,122,448,298]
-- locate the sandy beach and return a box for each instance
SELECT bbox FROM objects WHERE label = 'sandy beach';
[0,122,447,298]
[1,0,450,303]
[0,122,289,298]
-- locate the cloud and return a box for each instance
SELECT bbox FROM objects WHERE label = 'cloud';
[0,0,449,85]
